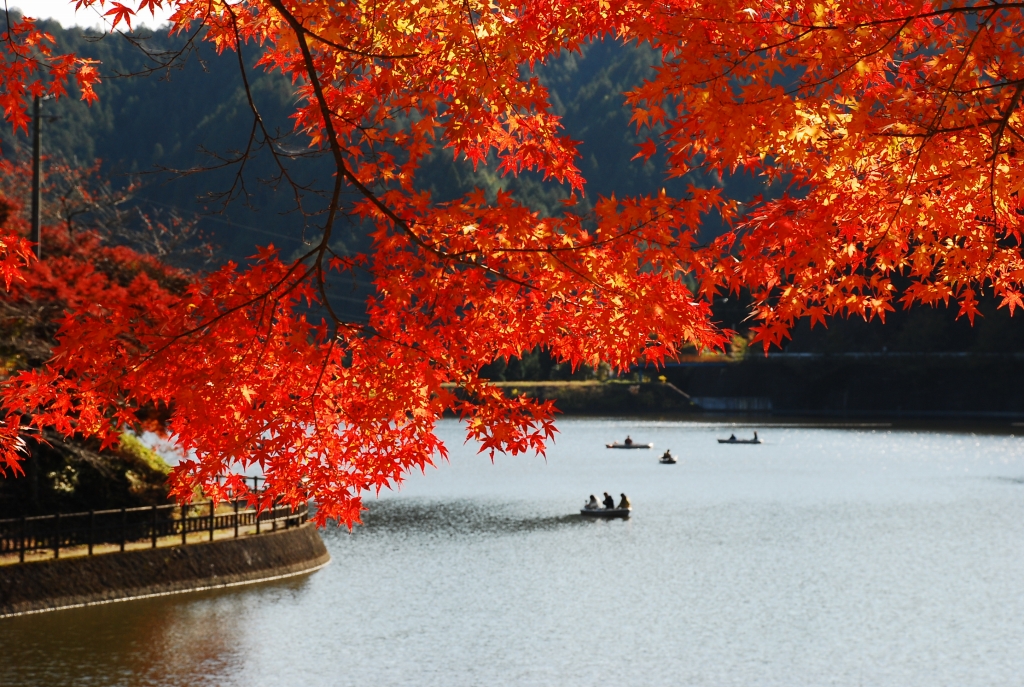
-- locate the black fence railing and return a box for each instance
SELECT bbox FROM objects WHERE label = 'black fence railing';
[0,494,309,563]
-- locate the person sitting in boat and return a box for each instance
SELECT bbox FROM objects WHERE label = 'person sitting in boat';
[602,492,615,509]
[584,494,600,510]
[662,449,672,460]
[618,493,631,509]
[753,431,758,441]
[624,435,633,446]
[729,433,736,441]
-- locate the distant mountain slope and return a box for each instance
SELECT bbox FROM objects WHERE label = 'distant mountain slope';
[14,23,764,259]
[15,20,1024,352]
[7,20,343,263]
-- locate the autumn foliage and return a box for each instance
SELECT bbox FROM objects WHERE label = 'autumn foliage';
[2,1,1023,523]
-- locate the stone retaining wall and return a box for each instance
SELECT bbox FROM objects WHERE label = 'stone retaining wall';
[0,523,330,617]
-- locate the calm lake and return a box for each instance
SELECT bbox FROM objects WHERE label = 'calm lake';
[3,418,1024,686]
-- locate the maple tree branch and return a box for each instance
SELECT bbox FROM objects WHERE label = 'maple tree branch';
[263,0,473,334]
[224,5,324,242]
[0,6,42,70]
[698,4,1018,111]
[988,81,1024,222]
[295,23,417,61]
[480,199,699,255]
[463,0,494,79]
[925,11,996,139]
[872,120,1003,137]
[313,251,360,335]
[991,82,1024,158]
[860,11,998,257]
[98,16,208,81]
[265,0,444,261]
[151,252,318,344]
[266,0,557,306]
[779,3,1024,31]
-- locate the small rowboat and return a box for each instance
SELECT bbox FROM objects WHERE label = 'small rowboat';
[717,437,761,445]
[580,508,631,519]
[659,454,677,464]
[606,442,654,449]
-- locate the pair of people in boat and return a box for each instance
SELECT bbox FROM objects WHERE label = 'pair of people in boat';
[585,492,630,510]
[726,431,758,441]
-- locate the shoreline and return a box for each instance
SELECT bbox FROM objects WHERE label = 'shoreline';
[0,523,329,618]
[461,380,1024,424]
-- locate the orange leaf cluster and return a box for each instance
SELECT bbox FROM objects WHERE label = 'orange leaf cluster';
[2,0,1023,522]
[0,15,98,131]
[623,0,1024,347]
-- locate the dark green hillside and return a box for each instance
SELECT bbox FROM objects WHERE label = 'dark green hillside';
[17,23,764,259]
[416,40,778,223]
[9,19,344,265]
[16,21,1024,361]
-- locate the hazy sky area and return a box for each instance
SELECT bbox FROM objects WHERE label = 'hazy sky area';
[16,0,173,30]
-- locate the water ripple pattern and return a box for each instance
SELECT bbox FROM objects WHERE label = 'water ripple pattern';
[3,419,1023,686]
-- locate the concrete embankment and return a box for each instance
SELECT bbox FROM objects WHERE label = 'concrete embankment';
[0,523,329,617]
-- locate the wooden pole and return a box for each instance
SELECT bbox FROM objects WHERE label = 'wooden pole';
[88,510,94,555]
[30,96,41,258]
[151,504,158,548]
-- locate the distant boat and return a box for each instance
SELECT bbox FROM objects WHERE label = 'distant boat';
[718,432,761,445]
[606,442,654,449]
[659,452,677,464]
[580,507,631,519]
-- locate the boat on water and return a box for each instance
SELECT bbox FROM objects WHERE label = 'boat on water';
[607,435,652,449]
[718,432,761,445]
[580,507,631,519]
[659,452,677,464]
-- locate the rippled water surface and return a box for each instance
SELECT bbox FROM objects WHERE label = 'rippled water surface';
[4,419,1024,686]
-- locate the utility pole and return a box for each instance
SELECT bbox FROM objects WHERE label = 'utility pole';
[30,95,42,259]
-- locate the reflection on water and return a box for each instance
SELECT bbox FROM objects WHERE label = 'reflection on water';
[358,499,588,536]
[2,578,313,687]
[3,418,1024,686]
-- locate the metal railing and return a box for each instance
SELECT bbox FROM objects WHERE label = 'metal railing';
[0,487,308,563]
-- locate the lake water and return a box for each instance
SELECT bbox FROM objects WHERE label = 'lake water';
[3,418,1024,686]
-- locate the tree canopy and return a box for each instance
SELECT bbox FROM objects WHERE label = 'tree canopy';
[2,0,1023,524]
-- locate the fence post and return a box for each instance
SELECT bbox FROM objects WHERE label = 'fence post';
[272,500,277,532]
[255,502,261,534]
[19,516,26,563]
[88,510,95,555]
[120,507,126,552]
[181,504,188,545]
[233,499,239,538]
[151,504,158,548]
[208,500,215,541]
[53,513,60,559]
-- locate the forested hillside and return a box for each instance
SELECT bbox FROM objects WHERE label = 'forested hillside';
[15,23,769,245]
[12,18,1024,356]
[6,19,322,265]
